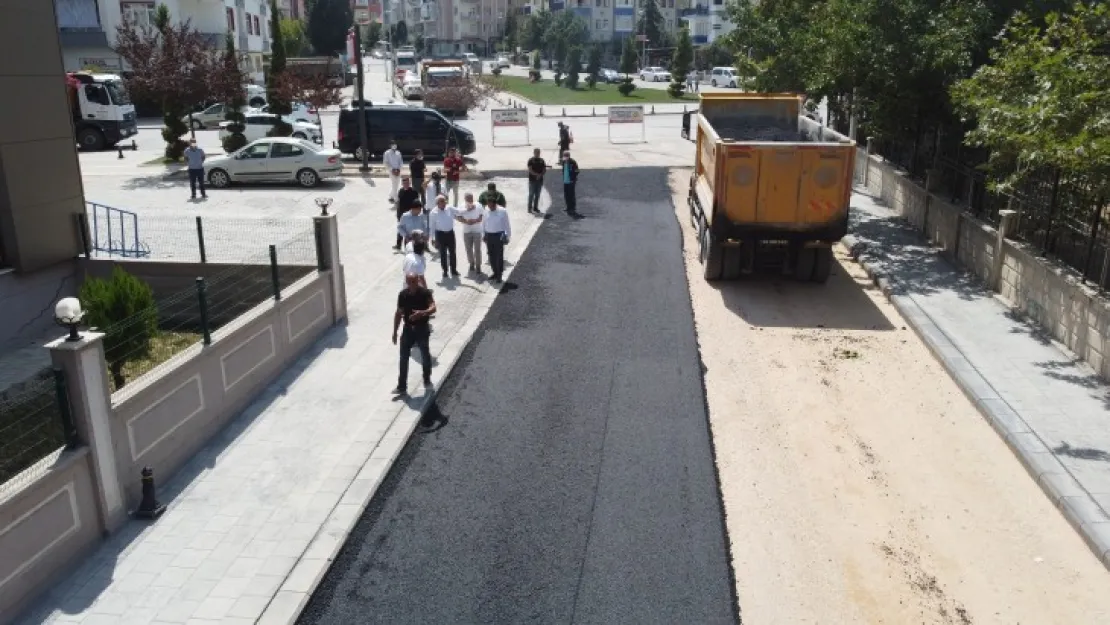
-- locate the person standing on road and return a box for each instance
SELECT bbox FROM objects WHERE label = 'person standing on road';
[384,142,404,203]
[482,197,511,284]
[392,272,436,395]
[443,147,467,206]
[426,170,446,210]
[685,73,694,92]
[526,148,547,214]
[557,121,573,156]
[457,192,484,275]
[184,139,207,200]
[478,182,506,209]
[400,230,428,289]
[410,149,427,206]
[394,180,422,250]
[429,195,460,279]
[561,151,580,216]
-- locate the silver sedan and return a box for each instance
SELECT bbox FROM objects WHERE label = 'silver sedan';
[204,138,343,188]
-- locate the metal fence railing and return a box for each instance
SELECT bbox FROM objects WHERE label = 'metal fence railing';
[0,371,78,489]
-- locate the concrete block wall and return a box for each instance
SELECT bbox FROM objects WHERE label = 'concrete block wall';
[860,153,1110,381]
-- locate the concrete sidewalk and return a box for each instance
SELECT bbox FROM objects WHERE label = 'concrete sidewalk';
[843,189,1110,569]
[15,177,546,625]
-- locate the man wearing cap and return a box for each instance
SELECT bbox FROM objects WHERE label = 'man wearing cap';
[394,176,421,250]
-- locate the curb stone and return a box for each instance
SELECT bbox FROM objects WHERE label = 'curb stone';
[840,232,1110,570]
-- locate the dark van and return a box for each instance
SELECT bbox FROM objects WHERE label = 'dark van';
[337,104,477,160]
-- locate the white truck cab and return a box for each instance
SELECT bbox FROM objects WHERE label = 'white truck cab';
[68,72,138,150]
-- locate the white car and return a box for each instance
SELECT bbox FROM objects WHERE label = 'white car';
[639,66,671,82]
[204,138,342,188]
[218,113,322,144]
[402,73,423,99]
[709,66,738,88]
[495,55,511,69]
[253,101,318,124]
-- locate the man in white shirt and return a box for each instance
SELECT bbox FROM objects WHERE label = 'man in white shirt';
[456,192,484,275]
[481,197,511,284]
[383,142,404,203]
[401,231,428,289]
[428,195,460,279]
[425,170,446,208]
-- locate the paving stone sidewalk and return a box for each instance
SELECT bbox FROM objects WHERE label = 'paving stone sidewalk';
[15,178,546,624]
[843,190,1110,569]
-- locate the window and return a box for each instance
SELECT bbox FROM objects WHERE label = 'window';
[227,7,235,31]
[270,143,305,158]
[121,2,156,28]
[205,104,225,114]
[243,143,271,159]
[84,84,109,105]
[253,15,261,35]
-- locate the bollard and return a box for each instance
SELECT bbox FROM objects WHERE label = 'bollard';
[131,139,138,151]
[134,467,166,519]
[269,244,281,301]
[539,105,544,117]
[683,105,687,113]
[196,277,211,345]
[117,144,124,159]
[562,107,566,117]
[195,216,207,264]
[592,107,595,116]
[651,105,655,115]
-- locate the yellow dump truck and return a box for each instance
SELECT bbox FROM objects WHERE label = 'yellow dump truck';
[688,93,856,283]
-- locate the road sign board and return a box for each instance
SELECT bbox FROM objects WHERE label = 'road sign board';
[636,35,649,42]
[492,109,528,127]
[354,8,371,24]
[609,105,644,124]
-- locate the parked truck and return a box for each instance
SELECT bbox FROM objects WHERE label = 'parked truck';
[688,92,856,283]
[421,60,471,117]
[66,72,138,151]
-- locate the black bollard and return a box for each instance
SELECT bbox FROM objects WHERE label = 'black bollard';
[131,139,138,151]
[118,144,124,159]
[135,466,166,519]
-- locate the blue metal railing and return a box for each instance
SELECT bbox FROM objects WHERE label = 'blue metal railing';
[86,202,149,258]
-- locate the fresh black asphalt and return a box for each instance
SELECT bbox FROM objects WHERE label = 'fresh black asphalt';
[297,167,739,625]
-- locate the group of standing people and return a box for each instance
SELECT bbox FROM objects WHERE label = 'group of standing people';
[387,127,581,396]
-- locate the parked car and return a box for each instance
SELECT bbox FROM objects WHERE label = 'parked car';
[183,103,241,129]
[254,102,317,124]
[337,104,476,161]
[495,55,511,69]
[402,73,424,99]
[245,84,267,108]
[639,66,671,82]
[599,68,621,83]
[218,113,322,144]
[709,66,738,88]
[205,137,342,188]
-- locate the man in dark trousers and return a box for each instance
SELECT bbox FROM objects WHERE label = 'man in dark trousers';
[392,272,437,395]
[526,148,546,214]
[409,149,427,206]
[478,182,506,208]
[557,121,572,155]
[394,176,421,250]
[561,150,580,216]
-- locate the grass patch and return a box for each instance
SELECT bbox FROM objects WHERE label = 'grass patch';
[141,156,182,167]
[110,331,204,392]
[498,76,697,105]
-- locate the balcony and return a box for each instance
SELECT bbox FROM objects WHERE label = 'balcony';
[59,27,109,48]
[679,5,708,17]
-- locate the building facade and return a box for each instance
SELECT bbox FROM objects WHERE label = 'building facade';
[511,0,732,45]
[54,0,273,84]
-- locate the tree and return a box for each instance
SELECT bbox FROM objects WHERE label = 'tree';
[307,0,352,55]
[213,35,248,153]
[114,4,215,160]
[79,267,157,390]
[668,25,693,98]
[952,2,1110,197]
[267,0,293,136]
[618,37,638,96]
[565,46,582,89]
[366,20,383,47]
[504,12,519,56]
[585,44,602,88]
[545,10,589,71]
[273,61,344,139]
[280,18,308,56]
[392,20,408,48]
[636,0,665,47]
[530,48,542,80]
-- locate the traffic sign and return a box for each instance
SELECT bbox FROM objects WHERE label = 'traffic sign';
[354,8,371,24]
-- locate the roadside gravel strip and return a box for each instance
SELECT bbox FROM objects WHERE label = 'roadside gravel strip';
[668,169,1110,624]
[298,167,738,624]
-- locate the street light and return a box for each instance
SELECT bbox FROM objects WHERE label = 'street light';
[54,297,85,342]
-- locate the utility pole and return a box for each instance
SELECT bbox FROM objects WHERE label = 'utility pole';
[353,25,370,171]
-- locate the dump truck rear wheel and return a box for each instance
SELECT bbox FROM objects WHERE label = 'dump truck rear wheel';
[811,247,833,283]
[794,247,816,281]
[702,230,724,281]
[722,246,743,280]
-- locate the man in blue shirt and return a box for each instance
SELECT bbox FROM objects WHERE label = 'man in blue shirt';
[561,150,580,216]
[184,139,206,200]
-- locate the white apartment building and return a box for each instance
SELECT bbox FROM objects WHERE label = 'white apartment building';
[55,0,272,84]
[513,0,731,46]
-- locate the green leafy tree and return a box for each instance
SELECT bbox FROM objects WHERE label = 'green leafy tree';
[618,37,638,96]
[280,18,308,56]
[392,20,408,47]
[504,12,518,55]
[307,0,352,55]
[266,0,293,136]
[952,2,1110,197]
[565,46,582,88]
[636,0,665,47]
[365,20,383,47]
[216,35,248,153]
[530,48,542,80]
[585,44,602,88]
[668,25,693,97]
[80,267,157,389]
[545,10,588,71]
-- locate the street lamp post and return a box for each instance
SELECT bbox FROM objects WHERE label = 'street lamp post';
[353,25,370,171]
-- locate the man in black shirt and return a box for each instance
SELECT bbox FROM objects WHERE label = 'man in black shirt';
[410,149,427,206]
[392,273,437,395]
[526,148,546,214]
[557,121,572,155]
[394,176,422,250]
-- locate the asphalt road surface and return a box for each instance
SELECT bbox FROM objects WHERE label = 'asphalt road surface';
[297,167,739,625]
